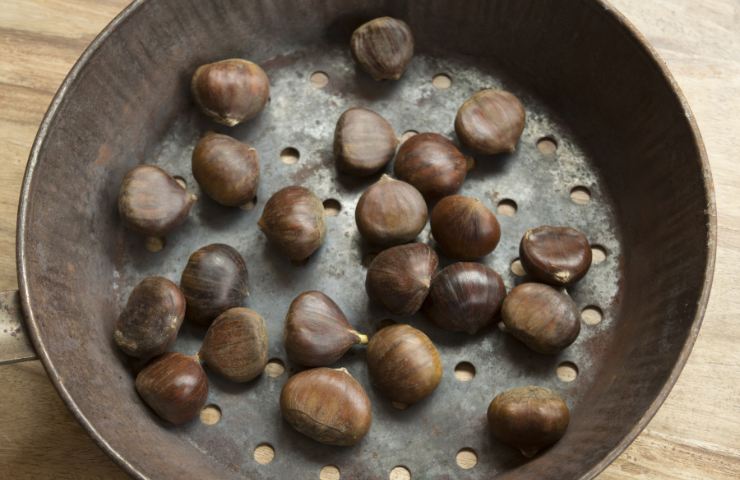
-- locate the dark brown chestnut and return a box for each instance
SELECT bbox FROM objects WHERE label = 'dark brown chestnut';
[393,133,468,199]
[285,291,367,367]
[487,386,570,457]
[502,283,580,354]
[366,243,438,315]
[455,89,526,155]
[135,352,208,425]
[355,174,427,246]
[334,107,398,176]
[366,324,442,405]
[280,367,372,446]
[118,165,196,237]
[258,186,326,261]
[423,263,506,334]
[191,58,270,126]
[519,226,592,286]
[199,307,268,382]
[114,276,185,359]
[430,195,501,260]
[192,132,259,207]
[180,244,249,326]
[350,17,414,81]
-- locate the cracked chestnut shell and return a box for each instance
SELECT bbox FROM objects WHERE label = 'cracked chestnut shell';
[519,226,592,286]
[192,132,259,207]
[191,58,269,126]
[366,243,438,315]
[280,367,372,446]
[285,291,368,367]
[455,89,526,155]
[200,307,268,382]
[135,352,208,425]
[423,262,506,334]
[114,276,185,360]
[118,165,196,237]
[355,174,427,246]
[393,133,468,199]
[334,107,398,176]
[487,386,570,457]
[351,17,414,81]
[180,244,249,326]
[502,283,580,354]
[431,195,501,260]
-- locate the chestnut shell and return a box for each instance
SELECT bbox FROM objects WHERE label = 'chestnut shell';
[350,17,414,81]
[192,133,260,207]
[455,89,526,155]
[430,195,501,260]
[334,107,398,176]
[519,226,592,286]
[393,133,467,199]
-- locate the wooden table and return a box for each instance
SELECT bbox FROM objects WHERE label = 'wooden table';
[0,1,738,478]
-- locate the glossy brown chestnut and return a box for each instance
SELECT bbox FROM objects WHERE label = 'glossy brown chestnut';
[487,386,570,457]
[519,226,592,286]
[118,164,195,237]
[135,352,208,425]
[114,276,185,359]
[355,174,427,246]
[334,107,398,176]
[393,133,468,199]
[258,186,326,261]
[284,291,367,367]
[350,17,414,81]
[191,133,259,207]
[199,307,268,382]
[366,243,438,315]
[280,367,372,446]
[430,195,501,260]
[502,283,581,354]
[191,58,270,126]
[455,89,526,155]
[423,262,506,334]
[180,244,249,326]
[366,324,442,405]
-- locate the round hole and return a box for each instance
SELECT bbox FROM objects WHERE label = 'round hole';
[253,443,275,465]
[556,362,579,382]
[456,448,478,469]
[570,186,591,205]
[432,73,452,89]
[280,147,300,165]
[454,362,476,382]
[173,176,187,189]
[310,71,329,89]
[400,130,418,143]
[591,245,607,265]
[200,404,221,426]
[320,465,341,480]
[582,306,603,326]
[496,199,517,217]
[389,466,411,480]
[510,259,526,277]
[537,137,558,155]
[323,198,341,216]
[264,358,285,378]
[145,237,165,253]
[240,196,258,211]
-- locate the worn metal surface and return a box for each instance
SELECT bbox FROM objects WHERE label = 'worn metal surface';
[0,291,36,364]
[16,1,715,480]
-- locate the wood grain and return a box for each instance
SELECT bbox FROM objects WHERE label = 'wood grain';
[0,0,738,478]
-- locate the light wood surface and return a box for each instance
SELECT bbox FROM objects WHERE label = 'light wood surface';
[0,1,738,478]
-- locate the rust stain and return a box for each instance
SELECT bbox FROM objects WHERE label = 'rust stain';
[95,143,113,166]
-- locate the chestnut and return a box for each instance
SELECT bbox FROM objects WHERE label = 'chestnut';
[355,174,427,246]
[519,226,591,286]
[334,107,398,176]
[351,17,414,81]
[199,307,268,382]
[180,244,249,326]
[118,165,196,237]
[455,89,526,155]
[192,132,259,207]
[430,195,501,260]
[423,263,506,334]
[366,243,438,315]
[135,352,208,425]
[393,133,468,199]
[280,367,372,446]
[285,291,367,367]
[487,386,570,457]
[258,186,326,261]
[502,283,580,354]
[366,324,442,405]
[191,58,270,126]
[114,276,185,359]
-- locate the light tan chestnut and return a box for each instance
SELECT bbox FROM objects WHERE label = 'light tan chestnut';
[351,17,414,81]
[259,186,326,261]
[455,89,526,155]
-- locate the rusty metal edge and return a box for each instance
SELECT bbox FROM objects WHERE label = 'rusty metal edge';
[15,1,717,480]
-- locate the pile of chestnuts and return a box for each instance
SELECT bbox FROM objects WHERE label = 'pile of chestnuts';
[112,14,600,467]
